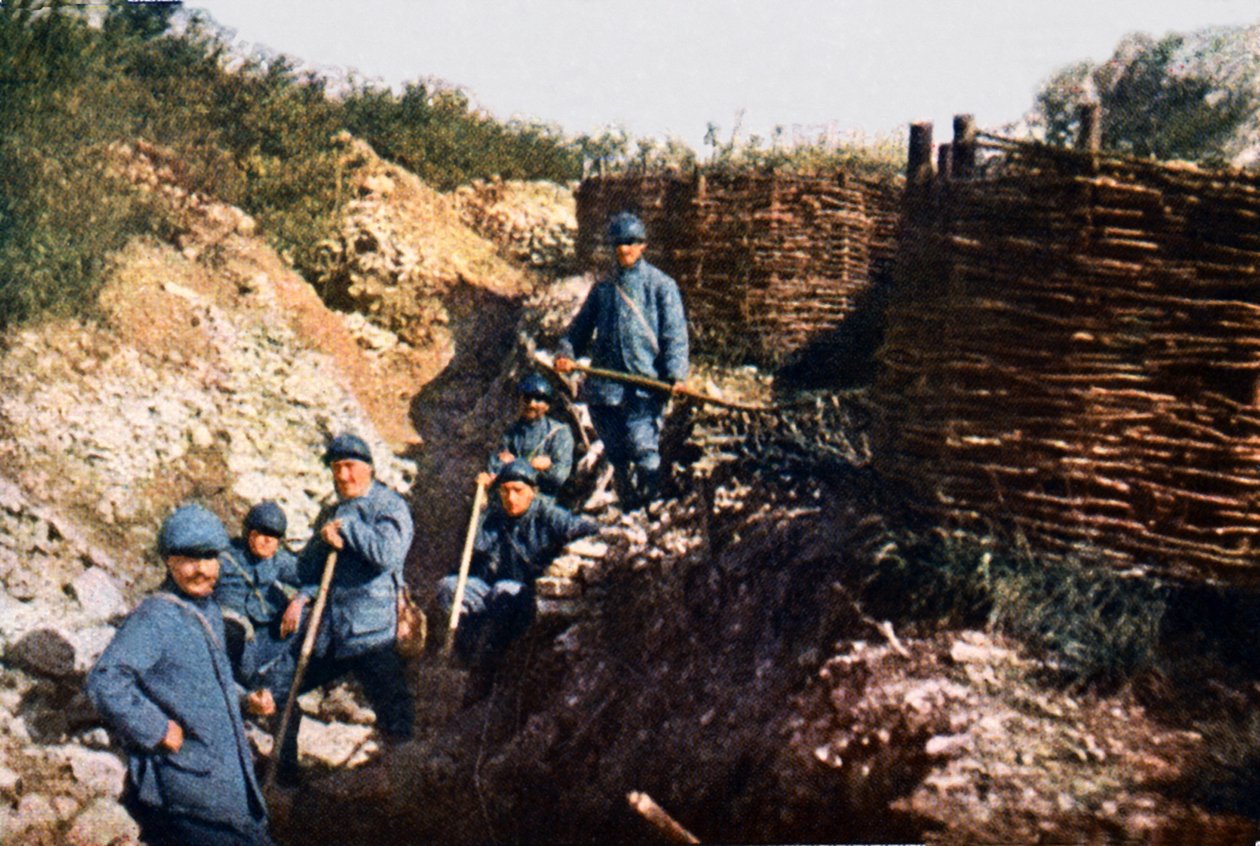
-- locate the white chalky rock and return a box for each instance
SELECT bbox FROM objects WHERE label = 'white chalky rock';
[70,567,127,622]
[71,626,118,675]
[56,746,127,798]
[0,765,19,800]
[65,797,141,846]
[297,717,377,769]
[13,793,58,832]
[565,538,608,558]
[925,733,972,758]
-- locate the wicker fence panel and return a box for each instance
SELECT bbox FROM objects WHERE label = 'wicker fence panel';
[873,141,1260,585]
[575,169,900,366]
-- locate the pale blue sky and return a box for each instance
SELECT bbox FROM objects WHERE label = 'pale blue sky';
[190,0,1260,150]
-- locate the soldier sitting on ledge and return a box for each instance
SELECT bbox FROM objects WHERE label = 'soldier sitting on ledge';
[477,373,575,499]
[438,459,597,675]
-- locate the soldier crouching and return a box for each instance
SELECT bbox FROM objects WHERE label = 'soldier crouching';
[86,504,277,846]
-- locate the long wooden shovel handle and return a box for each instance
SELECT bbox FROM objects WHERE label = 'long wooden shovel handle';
[264,549,337,792]
[443,479,489,657]
[563,361,773,412]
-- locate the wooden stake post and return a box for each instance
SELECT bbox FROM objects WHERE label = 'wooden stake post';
[627,791,700,844]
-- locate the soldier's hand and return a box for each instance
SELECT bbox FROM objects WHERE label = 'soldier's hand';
[321,518,345,551]
[498,450,515,463]
[280,595,309,638]
[159,720,184,753]
[554,356,575,374]
[670,380,687,395]
[476,471,494,488]
[530,455,553,471]
[245,689,276,717]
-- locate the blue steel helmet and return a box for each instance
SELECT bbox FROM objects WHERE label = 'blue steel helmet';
[496,458,540,488]
[607,212,647,246]
[159,504,229,558]
[517,373,553,400]
[324,432,373,466]
[243,500,287,538]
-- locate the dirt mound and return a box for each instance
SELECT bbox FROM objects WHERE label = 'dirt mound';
[311,133,536,355]
[449,177,577,271]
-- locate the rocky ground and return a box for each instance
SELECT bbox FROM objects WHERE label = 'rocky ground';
[2,136,1259,845]
[449,177,577,272]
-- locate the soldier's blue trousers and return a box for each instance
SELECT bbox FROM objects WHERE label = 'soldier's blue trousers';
[125,788,274,846]
[436,575,534,664]
[588,394,666,474]
[224,614,303,704]
[275,644,414,773]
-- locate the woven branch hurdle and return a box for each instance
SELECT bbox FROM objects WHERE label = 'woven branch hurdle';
[575,168,901,367]
[873,110,1260,586]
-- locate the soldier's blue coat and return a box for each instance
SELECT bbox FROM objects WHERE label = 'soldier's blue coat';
[215,539,300,626]
[487,415,575,495]
[467,496,598,585]
[559,258,689,406]
[85,585,266,830]
[297,479,414,659]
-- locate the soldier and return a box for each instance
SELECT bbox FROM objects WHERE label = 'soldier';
[478,373,575,497]
[555,211,689,507]
[214,500,302,707]
[86,504,276,846]
[275,433,415,782]
[438,459,597,668]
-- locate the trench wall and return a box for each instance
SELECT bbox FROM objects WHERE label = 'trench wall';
[872,139,1260,585]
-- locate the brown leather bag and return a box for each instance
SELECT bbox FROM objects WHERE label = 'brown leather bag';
[395,586,427,659]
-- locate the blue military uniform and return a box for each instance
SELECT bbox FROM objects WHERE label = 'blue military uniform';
[278,436,416,776]
[487,414,575,496]
[296,479,414,660]
[559,213,689,504]
[217,538,301,629]
[438,462,597,663]
[215,537,302,700]
[86,505,273,846]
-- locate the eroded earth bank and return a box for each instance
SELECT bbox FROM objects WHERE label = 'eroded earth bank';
[2,139,1259,846]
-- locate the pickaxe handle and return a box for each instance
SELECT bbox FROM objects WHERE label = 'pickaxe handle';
[443,479,489,657]
[264,549,337,792]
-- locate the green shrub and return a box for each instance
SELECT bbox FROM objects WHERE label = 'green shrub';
[0,0,169,327]
[1033,33,1256,165]
[861,527,1166,689]
[0,1,587,326]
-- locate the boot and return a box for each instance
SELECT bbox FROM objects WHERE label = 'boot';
[612,465,636,507]
[635,465,664,506]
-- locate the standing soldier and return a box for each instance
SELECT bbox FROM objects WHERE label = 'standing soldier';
[214,500,302,708]
[478,373,576,498]
[275,433,415,782]
[86,504,276,846]
[555,211,689,507]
